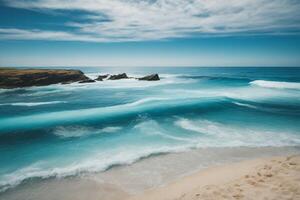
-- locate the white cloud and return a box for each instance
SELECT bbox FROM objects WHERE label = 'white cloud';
[1,0,300,42]
[0,28,111,42]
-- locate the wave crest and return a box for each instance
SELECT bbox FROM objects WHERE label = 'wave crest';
[53,126,122,138]
[1,117,300,192]
[0,101,66,107]
[232,101,258,109]
[175,118,300,146]
[0,145,191,193]
[250,80,300,90]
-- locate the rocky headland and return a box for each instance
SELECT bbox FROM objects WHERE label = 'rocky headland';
[0,68,160,89]
[0,68,92,89]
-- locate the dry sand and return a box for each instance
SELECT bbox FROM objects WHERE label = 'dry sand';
[129,155,300,200]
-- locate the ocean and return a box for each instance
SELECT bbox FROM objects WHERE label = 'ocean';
[0,67,300,193]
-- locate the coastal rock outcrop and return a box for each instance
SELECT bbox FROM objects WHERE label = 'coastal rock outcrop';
[138,74,160,81]
[108,73,128,80]
[0,68,91,88]
[95,74,109,81]
[79,79,96,83]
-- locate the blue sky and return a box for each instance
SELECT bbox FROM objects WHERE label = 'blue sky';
[0,0,300,67]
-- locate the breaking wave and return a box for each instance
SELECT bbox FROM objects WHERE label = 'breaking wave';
[53,126,122,138]
[250,80,300,90]
[1,117,299,193]
[0,145,192,193]
[174,118,300,147]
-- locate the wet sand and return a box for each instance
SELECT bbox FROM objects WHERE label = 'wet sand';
[129,155,300,200]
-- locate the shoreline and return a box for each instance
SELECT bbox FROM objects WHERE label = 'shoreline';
[129,155,300,200]
[1,146,299,200]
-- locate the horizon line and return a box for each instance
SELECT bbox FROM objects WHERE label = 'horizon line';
[1,65,300,68]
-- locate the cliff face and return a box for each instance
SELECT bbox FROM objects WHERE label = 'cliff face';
[0,68,91,88]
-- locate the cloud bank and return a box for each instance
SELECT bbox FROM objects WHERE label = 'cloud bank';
[1,0,300,42]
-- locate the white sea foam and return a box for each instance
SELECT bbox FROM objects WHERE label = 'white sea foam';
[232,101,258,109]
[0,145,192,193]
[0,97,183,132]
[134,120,195,142]
[1,117,300,192]
[165,84,300,102]
[127,97,170,106]
[0,101,66,107]
[174,118,206,133]
[53,126,122,138]
[100,126,122,133]
[250,80,300,90]
[175,119,225,136]
[0,88,19,94]
[0,87,294,132]
[84,72,107,80]
[175,118,300,147]
[1,118,299,193]
[93,77,195,89]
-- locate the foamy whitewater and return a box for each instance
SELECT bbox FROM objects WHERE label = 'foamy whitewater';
[0,67,299,192]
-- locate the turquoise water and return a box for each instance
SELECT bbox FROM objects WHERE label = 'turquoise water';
[0,67,300,191]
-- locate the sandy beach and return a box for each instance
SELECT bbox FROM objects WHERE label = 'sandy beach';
[129,155,300,200]
[1,147,299,200]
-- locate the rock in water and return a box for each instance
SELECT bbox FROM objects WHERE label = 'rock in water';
[95,74,109,81]
[138,74,160,81]
[79,79,96,83]
[0,68,91,88]
[108,73,128,80]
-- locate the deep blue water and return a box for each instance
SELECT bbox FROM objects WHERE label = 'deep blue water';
[0,67,300,191]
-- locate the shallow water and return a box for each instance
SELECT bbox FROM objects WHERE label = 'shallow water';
[0,67,300,192]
